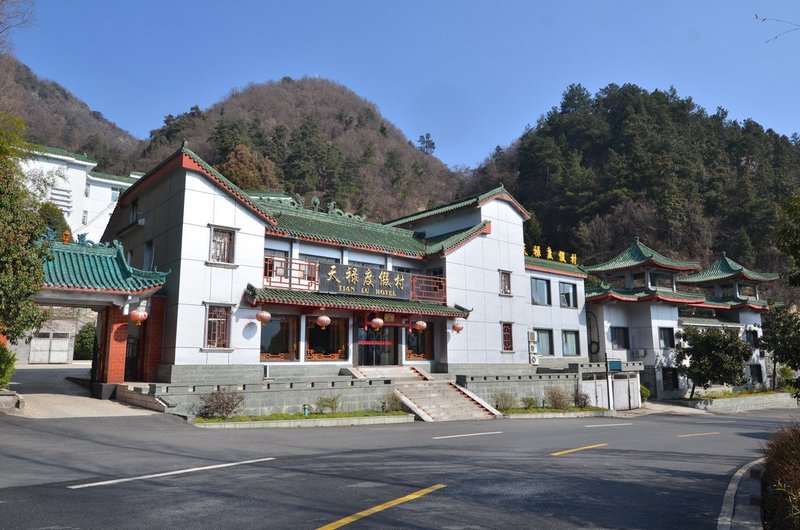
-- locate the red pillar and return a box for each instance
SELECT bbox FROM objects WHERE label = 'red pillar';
[99,306,128,384]
[140,297,165,382]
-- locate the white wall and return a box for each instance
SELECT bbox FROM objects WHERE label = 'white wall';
[396,208,482,239]
[526,269,587,360]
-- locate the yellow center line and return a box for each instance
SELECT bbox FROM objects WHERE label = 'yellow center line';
[550,443,608,456]
[677,432,720,438]
[317,483,446,529]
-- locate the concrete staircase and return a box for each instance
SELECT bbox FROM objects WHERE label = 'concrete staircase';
[394,380,500,422]
[355,365,429,381]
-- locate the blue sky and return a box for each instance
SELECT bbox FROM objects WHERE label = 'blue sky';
[11,1,800,168]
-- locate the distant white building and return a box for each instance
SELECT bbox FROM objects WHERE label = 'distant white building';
[21,146,139,242]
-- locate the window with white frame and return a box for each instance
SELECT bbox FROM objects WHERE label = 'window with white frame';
[535,329,553,355]
[205,305,231,349]
[559,282,577,308]
[210,227,235,263]
[562,330,579,356]
[531,278,551,305]
[500,271,512,295]
[611,326,630,349]
[84,183,90,197]
[658,327,675,349]
[81,210,88,225]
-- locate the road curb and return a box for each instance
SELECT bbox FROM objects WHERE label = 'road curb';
[717,457,764,530]
[503,410,617,419]
[194,414,416,429]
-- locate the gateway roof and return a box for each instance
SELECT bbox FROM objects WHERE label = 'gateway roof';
[583,238,700,274]
[585,284,706,304]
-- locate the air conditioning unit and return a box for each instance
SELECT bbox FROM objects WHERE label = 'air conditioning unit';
[528,342,537,354]
[527,330,539,342]
[529,353,540,365]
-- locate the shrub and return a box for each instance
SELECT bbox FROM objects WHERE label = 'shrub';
[74,322,96,360]
[493,392,517,411]
[382,393,405,412]
[640,384,651,403]
[198,388,245,419]
[520,396,539,409]
[544,386,571,410]
[763,422,800,529]
[573,389,591,408]
[0,344,15,389]
[316,394,340,413]
[778,366,795,389]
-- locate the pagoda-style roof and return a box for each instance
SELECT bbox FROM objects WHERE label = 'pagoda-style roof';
[43,240,168,294]
[383,185,531,227]
[245,285,470,318]
[423,221,492,257]
[585,284,706,305]
[677,253,779,286]
[88,170,137,186]
[583,238,700,274]
[692,296,771,311]
[525,256,587,278]
[679,315,743,328]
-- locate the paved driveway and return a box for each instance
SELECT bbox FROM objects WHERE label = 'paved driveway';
[7,362,156,419]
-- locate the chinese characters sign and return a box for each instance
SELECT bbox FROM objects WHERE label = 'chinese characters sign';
[318,264,411,300]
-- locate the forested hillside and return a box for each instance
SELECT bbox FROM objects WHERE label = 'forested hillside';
[466,83,800,274]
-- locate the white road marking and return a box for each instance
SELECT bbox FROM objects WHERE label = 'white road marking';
[695,421,736,424]
[432,431,503,440]
[67,457,276,489]
[584,423,633,428]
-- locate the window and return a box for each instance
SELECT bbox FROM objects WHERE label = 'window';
[143,241,154,271]
[81,210,88,225]
[427,267,444,277]
[501,322,513,351]
[130,199,139,223]
[658,327,675,349]
[260,315,299,361]
[562,330,579,356]
[205,305,231,349]
[210,227,235,263]
[662,367,679,391]
[610,327,630,349]
[111,187,122,201]
[531,278,551,305]
[407,326,433,360]
[500,271,512,295]
[534,329,553,355]
[559,282,577,308]
[264,249,289,277]
[744,330,759,348]
[84,183,90,197]
[306,317,348,360]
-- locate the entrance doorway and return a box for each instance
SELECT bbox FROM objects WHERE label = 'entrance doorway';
[357,327,397,366]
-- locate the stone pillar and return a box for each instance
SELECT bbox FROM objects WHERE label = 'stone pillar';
[140,297,165,382]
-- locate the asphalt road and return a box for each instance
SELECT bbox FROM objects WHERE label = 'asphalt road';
[1,408,797,529]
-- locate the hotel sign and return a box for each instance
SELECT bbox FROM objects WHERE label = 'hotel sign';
[318,264,411,300]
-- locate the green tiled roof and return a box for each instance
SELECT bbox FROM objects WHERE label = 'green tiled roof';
[525,256,587,278]
[245,285,470,318]
[424,221,490,256]
[88,171,137,186]
[43,241,168,293]
[260,200,426,258]
[383,185,530,227]
[677,253,779,285]
[31,144,96,164]
[698,296,771,310]
[584,238,700,274]
[585,284,706,304]
[680,316,743,327]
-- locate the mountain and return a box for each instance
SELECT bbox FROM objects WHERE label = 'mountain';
[4,56,461,221]
[464,83,800,280]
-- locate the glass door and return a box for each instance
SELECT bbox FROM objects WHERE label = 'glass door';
[356,327,397,366]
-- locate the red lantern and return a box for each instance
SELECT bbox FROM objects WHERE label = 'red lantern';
[130,308,148,326]
[316,315,331,329]
[255,310,272,324]
[452,321,464,334]
[370,317,384,330]
[413,320,427,332]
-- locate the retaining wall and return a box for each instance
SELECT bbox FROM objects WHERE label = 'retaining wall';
[674,393,798,412]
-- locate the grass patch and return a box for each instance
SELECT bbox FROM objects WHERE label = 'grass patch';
[671,389,785,401]
[195,410,408,423]
[503,406,606,414]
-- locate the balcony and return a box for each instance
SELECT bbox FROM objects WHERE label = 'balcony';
[264,257,447,304]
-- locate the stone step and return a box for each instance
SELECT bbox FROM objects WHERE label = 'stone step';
[395,380,496,422]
